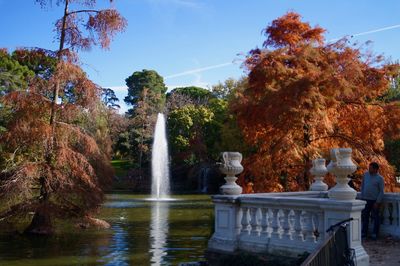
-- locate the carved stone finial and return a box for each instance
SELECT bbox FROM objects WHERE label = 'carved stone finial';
[327,148,357,200]
[310,158,328,191]
[219,152,243,195]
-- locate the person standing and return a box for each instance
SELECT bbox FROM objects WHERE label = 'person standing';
[361,162,384,240]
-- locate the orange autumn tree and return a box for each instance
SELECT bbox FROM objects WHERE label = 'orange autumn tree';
[0,0,126,234]
[233,12,400,192]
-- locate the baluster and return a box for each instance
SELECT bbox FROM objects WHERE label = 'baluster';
[250,207,260,236]
[383,202,392,225]
[271,208,281,239]
[310,212,319,241]
[395,201,400,227]
[281,209,292,240]
[314,212,324,241]
[293,210,304,242]
[240,207,250,235]
[235,206,243,234]
[388,202,394,225]
[260,208,269,237]
[302,211,316,242]
[380,202,387,225]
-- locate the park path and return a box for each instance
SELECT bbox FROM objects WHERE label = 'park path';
[363,236,400,265]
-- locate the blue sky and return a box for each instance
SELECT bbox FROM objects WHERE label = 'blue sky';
[1,0,400,112]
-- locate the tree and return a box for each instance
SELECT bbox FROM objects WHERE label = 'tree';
[167,86,211,104]
[0,49,34,95]
[165,79,250,165]
[166,85,223,162]
[212,78,250,156]
[12,48,57,80]
[0,0,126,234]
[124,70,167,172]
[0,50,35,133]
[101,87,120,110]
[129,88,160,173]
[125,69,167,113]
[233,12,400,192]
[384,73,400,172]
[212,78,242,100]
[168,104,215,164]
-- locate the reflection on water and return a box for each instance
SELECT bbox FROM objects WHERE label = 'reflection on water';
[0,194,213,266]
[105,221,129,266]
[149,202,169,266]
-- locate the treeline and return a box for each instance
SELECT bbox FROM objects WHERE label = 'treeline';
[115,13,400,194]
[1,6,400,235]
[115,69,249,192]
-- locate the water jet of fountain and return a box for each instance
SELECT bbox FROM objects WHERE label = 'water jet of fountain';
[151,113,170,199]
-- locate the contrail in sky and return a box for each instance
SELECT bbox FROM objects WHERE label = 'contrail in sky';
[328,24,400,42]
[162,23,400,80]
[164,62,233,79]
[105,24,400,86]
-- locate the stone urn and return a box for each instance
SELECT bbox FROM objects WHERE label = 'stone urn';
[219,152,244,195]
[327,148,357,200]
[310,158,328,191]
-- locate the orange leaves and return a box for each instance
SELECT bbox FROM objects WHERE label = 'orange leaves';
[263,12,325,49]
[52,1,127,52]
[233,12,400,192]
[88,9,127,49]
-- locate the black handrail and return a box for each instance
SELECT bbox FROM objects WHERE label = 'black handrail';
[326,218,354,233]
[301,218,356,266]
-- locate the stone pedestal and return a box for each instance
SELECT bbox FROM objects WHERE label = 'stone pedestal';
[322,199,369,266]
[208,195,241,252]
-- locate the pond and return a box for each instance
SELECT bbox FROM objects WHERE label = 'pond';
[0,194,214,266]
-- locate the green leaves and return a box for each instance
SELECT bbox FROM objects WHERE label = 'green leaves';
[168,105,214,163]
[0,51,34,94]
[124,69,167,113]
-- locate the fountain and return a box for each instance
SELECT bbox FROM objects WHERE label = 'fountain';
[151,113,171,200]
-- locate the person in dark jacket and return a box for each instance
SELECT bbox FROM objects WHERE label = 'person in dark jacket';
[361,162,384,240]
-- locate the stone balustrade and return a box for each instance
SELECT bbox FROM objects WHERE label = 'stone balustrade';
[357,192,400,237]
[209,149,400,266]
[208,192,368,265]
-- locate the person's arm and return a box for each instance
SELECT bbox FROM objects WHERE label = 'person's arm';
[360,173,366,197]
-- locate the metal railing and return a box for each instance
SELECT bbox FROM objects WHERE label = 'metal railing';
[301,218,356,266]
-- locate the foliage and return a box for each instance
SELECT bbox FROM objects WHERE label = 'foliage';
[0,62,113,231]
[385,140,400,172]
[111,159,135,178]
[36,0,127,52]
[383,74,400,102]
[124,69,167,172]
[101,87,120,110]
[106,111,130,159]
[128,88,160,171]
[0,0,126,234]
[167,86,211,104]
[166,86,216,164]
[212,78,250,155]
[0,50,34,95]
[12,48,57,80]
[212,77,244,100]
[233,12,400,192]
[0,50,35,134]
[168,104,214,164]
[124,69,167,113]
[165,78,250,167]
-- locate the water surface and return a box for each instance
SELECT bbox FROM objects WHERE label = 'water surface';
[0,194,213,266]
